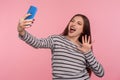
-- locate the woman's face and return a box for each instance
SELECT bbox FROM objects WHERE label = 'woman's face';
[68,16,84,38]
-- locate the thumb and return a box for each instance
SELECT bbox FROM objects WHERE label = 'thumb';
[23,13,31,20]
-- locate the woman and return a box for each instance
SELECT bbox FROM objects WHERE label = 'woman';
[18,14,104,80]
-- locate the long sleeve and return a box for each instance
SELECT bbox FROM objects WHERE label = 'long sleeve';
[84,51,104,77]
[19,31,54,49]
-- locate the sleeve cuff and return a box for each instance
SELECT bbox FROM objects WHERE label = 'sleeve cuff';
[84,50,94,59]
[19,30,28,40]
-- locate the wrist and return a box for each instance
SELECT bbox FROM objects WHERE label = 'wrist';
[84,49,92,54]
[19,30,25,36]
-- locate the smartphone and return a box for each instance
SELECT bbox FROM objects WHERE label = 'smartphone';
[25,5,37,20]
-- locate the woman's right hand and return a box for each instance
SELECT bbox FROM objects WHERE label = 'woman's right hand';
[17,14,34,36]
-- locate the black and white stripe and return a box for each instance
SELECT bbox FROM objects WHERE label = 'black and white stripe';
[19,31,104,80]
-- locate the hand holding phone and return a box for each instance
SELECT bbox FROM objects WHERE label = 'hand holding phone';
[25,5,37,20]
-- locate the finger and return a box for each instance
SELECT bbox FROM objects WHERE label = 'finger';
[19,21,32,28]
[25,19,34,21]
[25,25,32,28]
[85,35,87,43]
[19,19,34,26]
[23,19,34,24]
[23,13,31,20]
[24,22,33,26]
[19,14,31,22]
[82,36,85,44]
[33,19,35,21]
[88,36,90,44]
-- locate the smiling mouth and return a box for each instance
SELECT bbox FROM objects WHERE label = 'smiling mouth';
[69,27,76,33]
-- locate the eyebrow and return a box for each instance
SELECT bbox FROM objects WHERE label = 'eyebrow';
[71,18,83,24]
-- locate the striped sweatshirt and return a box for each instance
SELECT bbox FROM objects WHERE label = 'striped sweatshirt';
[19,31,104,80]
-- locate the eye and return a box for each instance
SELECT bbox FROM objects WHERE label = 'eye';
[78,22,82,25]
[71,19,75,22]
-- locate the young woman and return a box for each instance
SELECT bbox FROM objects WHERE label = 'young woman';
[18,14,104,80]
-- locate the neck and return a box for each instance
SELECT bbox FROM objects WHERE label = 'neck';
[66,35,79,44]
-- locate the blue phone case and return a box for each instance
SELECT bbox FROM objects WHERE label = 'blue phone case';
[26,5,37,19]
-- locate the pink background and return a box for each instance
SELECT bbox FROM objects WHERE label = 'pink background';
[0,0,120,80]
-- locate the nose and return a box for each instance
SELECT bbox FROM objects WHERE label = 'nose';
[72,22,77,26]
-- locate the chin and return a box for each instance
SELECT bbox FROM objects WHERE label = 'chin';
[68,33,80,38]
[68,34,76,37]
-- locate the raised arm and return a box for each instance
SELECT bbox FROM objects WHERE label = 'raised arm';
[17,14,54,49]
[19,31,54,49]
[77,35,104,77]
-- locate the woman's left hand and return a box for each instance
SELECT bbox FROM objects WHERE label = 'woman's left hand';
[77,35,92,53]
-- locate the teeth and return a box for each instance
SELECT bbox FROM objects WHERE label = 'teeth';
[71,29,75,31]
[70,28,76,31]
[70,27,76,33]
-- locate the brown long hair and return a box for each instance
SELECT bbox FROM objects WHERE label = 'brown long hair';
[62,14,92,76]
